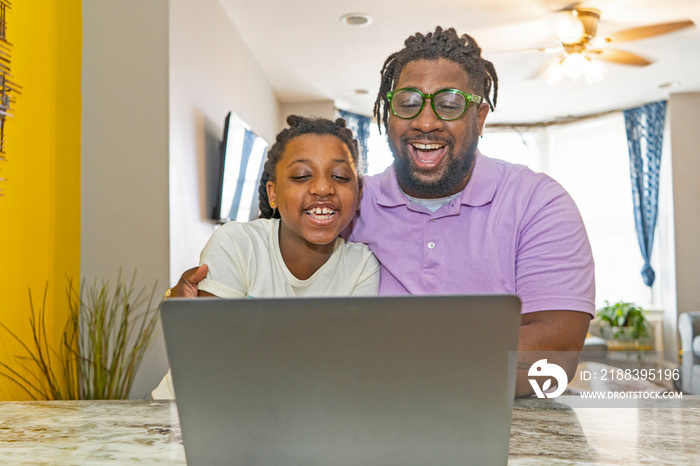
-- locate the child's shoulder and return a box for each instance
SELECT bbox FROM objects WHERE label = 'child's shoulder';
[210,219,277,247]
[216,218,276,234]
[335,237,377,263]
[333,239,380,282]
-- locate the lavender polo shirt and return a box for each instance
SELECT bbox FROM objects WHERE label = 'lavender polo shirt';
[346,152,595,316]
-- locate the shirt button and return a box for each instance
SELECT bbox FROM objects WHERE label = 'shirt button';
[428,241,436,249]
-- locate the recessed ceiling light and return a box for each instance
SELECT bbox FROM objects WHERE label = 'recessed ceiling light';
[340,13,372,27]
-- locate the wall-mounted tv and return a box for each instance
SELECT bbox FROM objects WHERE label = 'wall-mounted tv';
[212,111,269,223]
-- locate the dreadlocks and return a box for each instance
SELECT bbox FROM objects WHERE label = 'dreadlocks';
[373,26,498,133]
[257,115,361,219]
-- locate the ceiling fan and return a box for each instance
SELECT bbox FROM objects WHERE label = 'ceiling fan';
[532,6,695,84]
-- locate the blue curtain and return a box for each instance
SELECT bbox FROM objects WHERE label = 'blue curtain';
[339,109,370,174]
[623,101,666,287]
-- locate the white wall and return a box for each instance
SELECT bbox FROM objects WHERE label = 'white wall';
[668,92,700,351]
[658,115,677,355]
[82,0,170,398]
[169,0,280,285]
[280,100,336,129]
[82,0,280,398]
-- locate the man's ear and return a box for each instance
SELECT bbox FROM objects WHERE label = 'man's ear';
[477,102,489,135]
[266,181,276,207]
[357,181,363,211]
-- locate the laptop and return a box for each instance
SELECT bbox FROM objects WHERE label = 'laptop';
[160,295,521,465]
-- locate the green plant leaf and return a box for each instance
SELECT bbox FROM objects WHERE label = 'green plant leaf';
[0,270,160,400]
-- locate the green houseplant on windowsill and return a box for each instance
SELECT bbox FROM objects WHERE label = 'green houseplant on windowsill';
[596,300,653,351]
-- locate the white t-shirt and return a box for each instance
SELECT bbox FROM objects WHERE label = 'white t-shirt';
[152,218,379,400]
[199,218,380,297]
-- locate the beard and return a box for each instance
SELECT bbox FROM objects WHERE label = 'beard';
[389,134,478,198]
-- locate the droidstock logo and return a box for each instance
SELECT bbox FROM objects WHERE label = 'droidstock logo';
[528,359,568,398]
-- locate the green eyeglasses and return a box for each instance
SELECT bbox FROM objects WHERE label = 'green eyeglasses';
[387,88,483,121]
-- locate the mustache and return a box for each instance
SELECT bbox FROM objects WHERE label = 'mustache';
[400,134,453,146]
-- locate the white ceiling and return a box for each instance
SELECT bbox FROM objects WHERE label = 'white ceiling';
[217,0,700,125]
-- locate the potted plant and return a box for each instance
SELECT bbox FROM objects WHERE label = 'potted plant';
[0,271,160,400]
[596,300,653,351]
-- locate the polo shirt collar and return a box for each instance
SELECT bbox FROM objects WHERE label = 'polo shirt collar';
[376,150,497,208]
[459,151,497,207]
[375,166,407,208]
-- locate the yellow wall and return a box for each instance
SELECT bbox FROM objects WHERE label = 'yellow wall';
[0,1,81,400]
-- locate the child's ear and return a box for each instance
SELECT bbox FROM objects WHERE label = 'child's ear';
[266,181,277,207]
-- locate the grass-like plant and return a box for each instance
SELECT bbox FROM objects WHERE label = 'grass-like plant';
[0,283,80,400]
[0,271,160,400]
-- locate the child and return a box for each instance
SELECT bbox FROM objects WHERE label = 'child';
[197,115,379,298]
[153,116,379,399]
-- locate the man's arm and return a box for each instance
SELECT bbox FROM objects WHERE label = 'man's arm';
[515,310,591,398]
[170,264,214,297]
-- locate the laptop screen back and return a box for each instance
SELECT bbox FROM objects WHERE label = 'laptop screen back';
[161,295,521,465]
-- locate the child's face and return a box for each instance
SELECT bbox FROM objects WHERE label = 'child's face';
[267,134,360,249]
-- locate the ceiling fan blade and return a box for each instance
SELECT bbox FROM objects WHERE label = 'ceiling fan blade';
[605,20,695,43]
[593,48,653,66]
[529,56,560,80]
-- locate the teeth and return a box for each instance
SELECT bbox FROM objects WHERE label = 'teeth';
[413,143,443,150]
[306,207,336,216]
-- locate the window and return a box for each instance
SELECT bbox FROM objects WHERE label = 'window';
[366,124,393,175]
[483,114,661,309]
[478,129,541,171]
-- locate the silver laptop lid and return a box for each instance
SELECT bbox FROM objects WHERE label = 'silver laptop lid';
[161,295,521,466]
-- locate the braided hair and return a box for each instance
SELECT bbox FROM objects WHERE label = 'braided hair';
[257,115,362,219]
[373,26,498,133]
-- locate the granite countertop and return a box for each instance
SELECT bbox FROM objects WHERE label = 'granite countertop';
[1,397,700,465]
[0,400,185,465]
[510,397,700,465]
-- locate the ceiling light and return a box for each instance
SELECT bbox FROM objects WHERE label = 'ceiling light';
[545,62,565,85]
[560,53,589,79]
[546,53,607,86]
[584,58,607,84]
[553,10,584,44]
[340,13,372,27]
[588,36,607,48]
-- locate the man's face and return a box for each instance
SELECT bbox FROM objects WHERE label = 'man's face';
[387,58,489,199]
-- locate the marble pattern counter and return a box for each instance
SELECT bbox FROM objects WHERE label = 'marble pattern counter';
[1,397,700,464]
[0,400,185,465]
[510,397,700,465]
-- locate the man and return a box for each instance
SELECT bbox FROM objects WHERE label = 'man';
[173,27,595,397]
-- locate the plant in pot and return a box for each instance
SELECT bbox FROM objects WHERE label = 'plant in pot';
[0,271,160,400]
[596,300,653,351]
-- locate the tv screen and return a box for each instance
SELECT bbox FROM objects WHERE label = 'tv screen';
[212,112,269,223]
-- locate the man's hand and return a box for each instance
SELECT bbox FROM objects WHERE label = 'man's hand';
[170,264,209,298]
[515,310,591,398]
